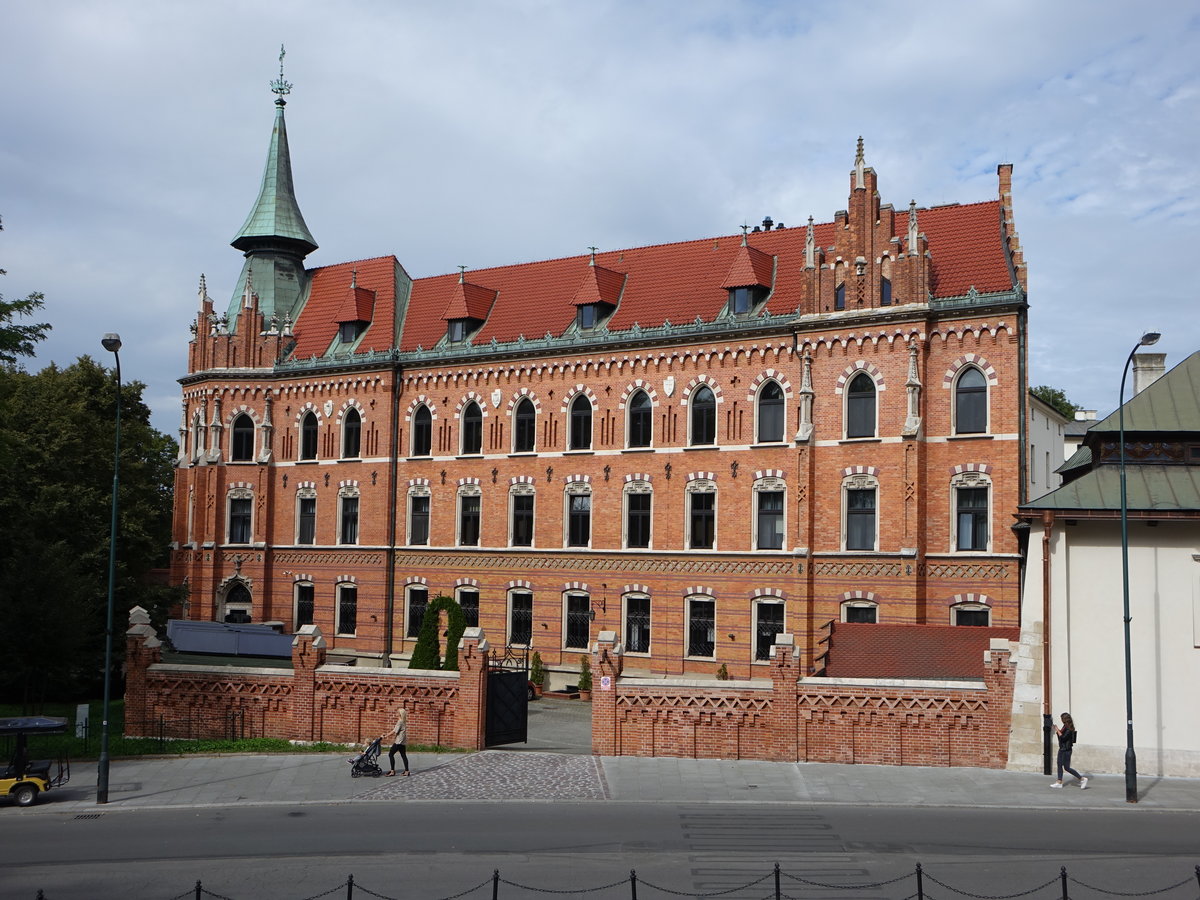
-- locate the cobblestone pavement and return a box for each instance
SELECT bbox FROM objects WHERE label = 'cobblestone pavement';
[354,751,608,801]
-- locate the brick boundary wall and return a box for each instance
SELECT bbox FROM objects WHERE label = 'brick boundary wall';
[592,631,1015,768]
[123,608,490,749]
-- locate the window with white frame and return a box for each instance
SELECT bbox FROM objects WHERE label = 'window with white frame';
[953,473,990,552]
[457,587,479,628]
[294,582,314,629]
[842,600,877,623]
[513,398,536,453]
[336,584,357,635]
[231,414,254,461]
[342,408,362,458]
[754,600,784,661]
[509,590,533,645]
[408,487,430,545]
[564,592,591,650]
[458,484,481,546]
[954,367,988,435]
[754,477,785,550]
[461,401,483,455]
[569,395,592,450]
[845,372,876,438]
[689,385,716,446]
[687,479,716,549]
[300,411,319,460]
[296,490,316,545]
[627,390,652,448]
[406,585,428,638]
[339,488,360,545]
[624,595,651,654]
[565,483,591,548]
[952,603,991,626]
[510,484,534,547]
[227,489,253,544]
[624,480,652,549]
[756,381,785,443]
[843,474,878,551]
[412,405,432,457]
[687,596,715,658]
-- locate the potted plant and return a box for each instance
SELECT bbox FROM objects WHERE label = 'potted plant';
[576,654,593,700]
[530,651,546,698]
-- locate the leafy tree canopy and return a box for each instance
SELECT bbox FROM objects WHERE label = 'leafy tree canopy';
[0,355,183,708]
[408,596,466,671]
[1031,385,1079,420]
[0,216,52,365]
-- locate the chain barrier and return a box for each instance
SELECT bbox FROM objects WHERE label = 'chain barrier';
[923,871,1061,899]
[635,871,772,897]
[198,887,238,900]
[497,876,629,894]
[294,881,351,900]
[427,876,494,900]
[1066,875,1197,898]
[781,868,913,890]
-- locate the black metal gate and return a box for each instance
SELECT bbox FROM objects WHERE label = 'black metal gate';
[485,669,528,746]
[486,645,529,747]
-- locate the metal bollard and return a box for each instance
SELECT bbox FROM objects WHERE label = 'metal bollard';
[1060,867,1068,900]
[493,869,500,900]
[347,873,354,899]
[916,862,924,900]
[774,863,781,900]
[630,869,638,900]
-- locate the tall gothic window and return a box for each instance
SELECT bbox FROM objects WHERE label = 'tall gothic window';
[231,414,254,461]
[461,402,482,455]
[412,405,432,456]
[627,390,652,448]
[569,395,592,450]
[300,412,318,460]
[757,381,784,443]
[846,372,876,438]
[513,398,536,453]
[342,408,361,458]
[690,385,716,446]
[955,367,988,434]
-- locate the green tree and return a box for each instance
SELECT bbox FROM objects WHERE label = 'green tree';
[407,595,466,671]
[0,356,183,708]
[1031,385,1079,420]
[0,216,51,365]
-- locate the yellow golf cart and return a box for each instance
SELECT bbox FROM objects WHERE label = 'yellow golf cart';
[1,716,71,807]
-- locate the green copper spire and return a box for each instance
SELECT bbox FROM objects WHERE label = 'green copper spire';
[231,45,318,257]
[227,47,317,330]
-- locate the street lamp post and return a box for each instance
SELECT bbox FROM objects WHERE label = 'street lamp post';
[97,333,122,804]
[1118,330,1160,805]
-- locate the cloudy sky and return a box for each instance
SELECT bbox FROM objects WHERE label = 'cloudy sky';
[4,1,1197,435]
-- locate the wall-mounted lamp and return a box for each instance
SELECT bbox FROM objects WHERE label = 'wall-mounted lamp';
[727,633,736,641]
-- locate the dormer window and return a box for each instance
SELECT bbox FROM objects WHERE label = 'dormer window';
[448,319,468,343]
[340,321,365,343]
[577,303,598,330]
[728,285,767,316]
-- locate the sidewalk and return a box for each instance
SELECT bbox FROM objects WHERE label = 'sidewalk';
[25,750,1200,814]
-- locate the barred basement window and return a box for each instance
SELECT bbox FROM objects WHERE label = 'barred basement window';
[687,598,715,658]
[406,586,428,638]
[564,593,590,650]
[754,601,784,661]
[509,591,533,645]
[458,588,479,628]
[294,583,314,629]
[624,595,651,654]
[337,585,357,636]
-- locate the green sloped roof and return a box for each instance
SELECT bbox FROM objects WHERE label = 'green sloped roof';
[232,102,318,256]
[1022,464,1200,512]
[1088,351,1200,433]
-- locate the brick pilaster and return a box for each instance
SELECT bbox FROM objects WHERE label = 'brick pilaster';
[456,627,489,751]
[290,625,326,741]
[592,631,623,755]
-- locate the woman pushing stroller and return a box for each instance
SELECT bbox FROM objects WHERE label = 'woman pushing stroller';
[384,705,410,777]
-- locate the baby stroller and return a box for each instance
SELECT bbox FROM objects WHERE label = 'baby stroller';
[348,736,384,778]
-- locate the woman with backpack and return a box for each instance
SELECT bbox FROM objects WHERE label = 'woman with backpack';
[1052,712,1088,789]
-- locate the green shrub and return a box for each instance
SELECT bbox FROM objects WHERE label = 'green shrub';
[577,654,592,692]
[716,663,729,680]
[408,595,466,671]
[530,651,546,686]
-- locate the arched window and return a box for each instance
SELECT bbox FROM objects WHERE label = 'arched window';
[846,372,876,438]
[955,367,988,434]
[627,390,652,448]
[952,602,991,626]
[231,414,254,462]
[569,395,592,450]
[412,405,432,457]
[756,381,784,443]
[300,412,318,460]
[689,385,716,446]
[223,582,252,624]
[342,408,361,459]
[841,600,878,623]
[461,401,482,455]
[513,398,536,453]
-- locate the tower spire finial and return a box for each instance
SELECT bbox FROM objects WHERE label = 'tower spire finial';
[271,44,292,106]
[854,136,866,189]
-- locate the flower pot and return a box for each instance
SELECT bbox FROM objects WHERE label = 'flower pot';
[578,690,592,701]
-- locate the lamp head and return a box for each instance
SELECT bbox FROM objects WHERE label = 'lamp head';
[1139,331,1161,347]
[101,333,122,353]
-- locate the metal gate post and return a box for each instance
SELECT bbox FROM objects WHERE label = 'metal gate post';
[916,863,923,900]
[630,869,638,900]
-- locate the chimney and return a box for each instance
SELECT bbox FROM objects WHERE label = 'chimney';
[1074,410,1097,421]
[1132,352,1167,395]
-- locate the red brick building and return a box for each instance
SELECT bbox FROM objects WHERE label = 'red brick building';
[171,84,1029,686]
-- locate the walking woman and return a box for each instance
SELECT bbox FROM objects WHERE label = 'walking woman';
[1052,712,1088,789]
[384,706,410,777]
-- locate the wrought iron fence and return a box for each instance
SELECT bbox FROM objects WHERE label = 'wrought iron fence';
[29,861,1199,900]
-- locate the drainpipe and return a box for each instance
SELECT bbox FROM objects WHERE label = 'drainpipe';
[382,361,402,666]
[1041,509,1054,775]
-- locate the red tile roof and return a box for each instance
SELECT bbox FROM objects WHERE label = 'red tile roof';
[720,241,774,288]
[334,284,375,324]
[572,264,626,307]
[816,622,1018,679]
[291,199,1013,357]
[292,256,399,359]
